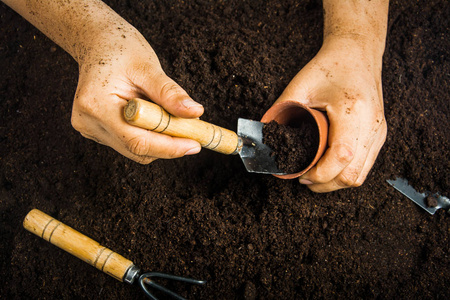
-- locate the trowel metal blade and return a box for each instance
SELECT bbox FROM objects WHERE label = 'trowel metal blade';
[386,177,450,215]
[237,118,287,175]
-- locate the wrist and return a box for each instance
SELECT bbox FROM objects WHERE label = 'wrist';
[73,17,135,66]
[322,34,385,71]
[322,1,389,66]
[75,23,153,76]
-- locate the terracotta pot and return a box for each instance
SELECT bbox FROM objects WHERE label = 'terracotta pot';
[261,100,329,179]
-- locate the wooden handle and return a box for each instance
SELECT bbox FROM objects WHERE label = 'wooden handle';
[124,98,240,155]
[23,209,135,282]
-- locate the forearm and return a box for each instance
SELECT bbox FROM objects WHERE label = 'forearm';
[323,0,389,62]
[2,0,141,64]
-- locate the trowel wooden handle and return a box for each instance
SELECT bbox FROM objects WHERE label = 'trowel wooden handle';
[23,209,135,282]
[124,98,239,155]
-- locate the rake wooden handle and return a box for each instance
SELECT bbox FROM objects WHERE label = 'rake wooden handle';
[124,98,240,155]
[23,209,135,282]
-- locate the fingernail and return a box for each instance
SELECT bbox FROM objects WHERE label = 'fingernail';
[299,179,313,185]
[182,98,203,109]
[185,147,201,156]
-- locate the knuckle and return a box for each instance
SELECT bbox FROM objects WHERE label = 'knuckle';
[333,143,355,166]
[74,95,101,116]
[160,81,184,102]
[335,169,359,188]
[125,135,183,159]
[126,136,150,157]
[71,110,106,141]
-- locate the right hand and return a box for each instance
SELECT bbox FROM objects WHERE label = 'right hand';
[71,26,204,164]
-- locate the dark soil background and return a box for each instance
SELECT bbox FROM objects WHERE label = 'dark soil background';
[1,0,449,299]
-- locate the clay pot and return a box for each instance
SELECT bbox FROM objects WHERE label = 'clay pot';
[261,100,328,179]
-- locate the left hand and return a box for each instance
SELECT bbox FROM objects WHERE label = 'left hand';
[274,36,387,192]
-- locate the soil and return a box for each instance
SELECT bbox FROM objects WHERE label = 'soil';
[1,0,449,299]
[425,196,438,208]
[263,120,319,174]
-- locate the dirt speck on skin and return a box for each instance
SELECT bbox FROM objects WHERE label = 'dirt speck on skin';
[0,0,449,299]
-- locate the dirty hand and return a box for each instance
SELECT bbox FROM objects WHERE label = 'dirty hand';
[275,36,387,192]
[2,0,203,164]
[72,28,204,164]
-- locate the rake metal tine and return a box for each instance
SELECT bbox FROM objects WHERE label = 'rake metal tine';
[139,272,206,300]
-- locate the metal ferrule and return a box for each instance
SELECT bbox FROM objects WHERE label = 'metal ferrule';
[231,137,243,155]
[123,264,140,284]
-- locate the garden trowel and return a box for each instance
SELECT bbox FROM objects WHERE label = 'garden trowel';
[124,98,286,175]
[387,177,450,215]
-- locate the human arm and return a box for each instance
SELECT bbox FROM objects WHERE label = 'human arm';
[272,0,389,192]
[2,0,204,163]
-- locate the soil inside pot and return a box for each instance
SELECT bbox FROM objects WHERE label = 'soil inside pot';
[263,120,319,174]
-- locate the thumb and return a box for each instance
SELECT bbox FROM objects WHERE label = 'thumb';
[138,69,204,118]
[274,61,332,110]
[274,66,320,107]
